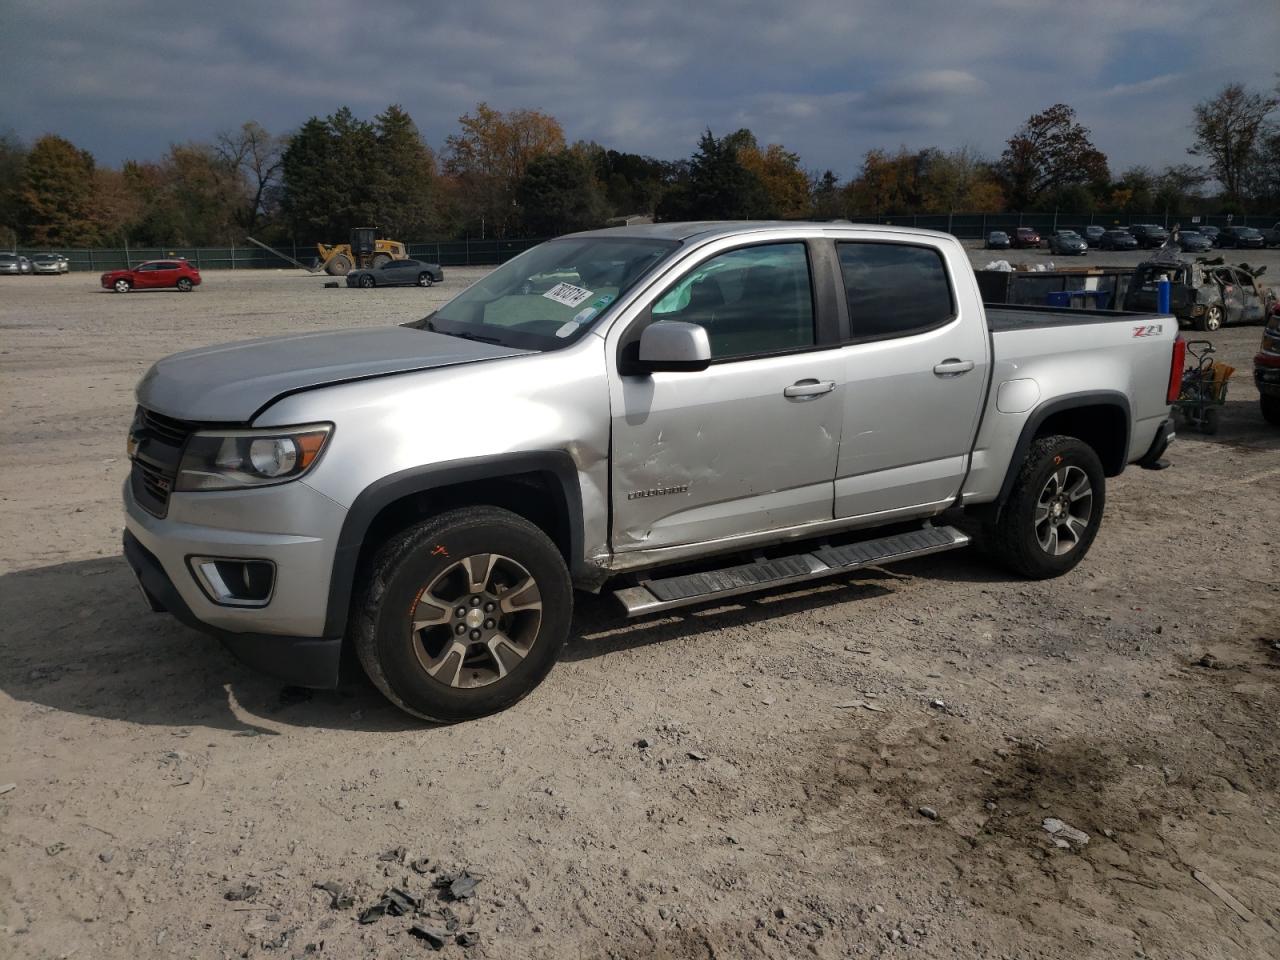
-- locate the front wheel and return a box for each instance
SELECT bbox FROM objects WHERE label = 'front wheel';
[359,274,375,288]
[113,279,130,293]
[354,506,573,722]
[417,272,433,287]
[982,435,1106,579]
[176,277,192,292]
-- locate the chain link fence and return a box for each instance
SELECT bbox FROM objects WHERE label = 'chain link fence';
[11,214,1278,270]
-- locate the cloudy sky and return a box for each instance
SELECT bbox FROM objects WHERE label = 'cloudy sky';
[2,0,1277,178]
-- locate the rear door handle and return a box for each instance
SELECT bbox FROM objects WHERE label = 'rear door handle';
[783,379,837,399]
[933,359,975,376]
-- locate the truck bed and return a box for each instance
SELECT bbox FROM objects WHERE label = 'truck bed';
[984,303,1165,331]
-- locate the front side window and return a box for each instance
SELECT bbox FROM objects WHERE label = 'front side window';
[837,242,955,340]
[648,242,815,360]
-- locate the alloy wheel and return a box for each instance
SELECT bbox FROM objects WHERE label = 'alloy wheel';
[409,553,543,688]
[1034,465,1093,556]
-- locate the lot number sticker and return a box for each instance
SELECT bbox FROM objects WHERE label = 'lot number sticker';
[542,282,594,308]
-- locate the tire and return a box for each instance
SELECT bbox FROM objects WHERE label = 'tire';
[176,277,192,292]
[354,506,573,722]
[370,253,392,269]
[417,272,433,287]
[325,253,353,276]
[983,436,1106,580]
[359,274,375,288]
[1197,304,1223,332]
[1261,394,1280,427]
[113,278,131,293]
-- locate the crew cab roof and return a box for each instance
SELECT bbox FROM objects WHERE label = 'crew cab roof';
[562,220,961,244]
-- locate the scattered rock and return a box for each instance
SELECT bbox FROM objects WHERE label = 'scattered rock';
[446,873,480,901]
[774,906,788,920]
[315,881,354,910]
[98,849,115,864]
[0,783,15,796]
[379,845,408,863]
[687,750,707,761]
[224,881,261,902]
[918,806,939,821]
[658,906,671,920]
[394,799,408,811]
[929,698,947,711]
[1042,817,1089,846]
[984,801,997,813]
[409,924,448,950]
[410,856,432,874]
[1196,653,1222,669]
[456,930,481,947]
[45,841,67,856]
[636,738,651,749]
[359,887,421,923]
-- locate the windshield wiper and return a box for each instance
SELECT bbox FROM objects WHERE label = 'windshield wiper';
[407,315,506,346]
[451,331,504,345]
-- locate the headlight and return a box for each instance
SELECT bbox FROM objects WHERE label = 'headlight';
[175,424,332,491]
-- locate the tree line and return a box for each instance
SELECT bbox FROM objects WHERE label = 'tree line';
[1,80,1277,250]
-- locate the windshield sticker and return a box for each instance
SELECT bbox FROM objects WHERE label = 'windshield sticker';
[554,321,581,338]
[590,293,615,309]
[543,282,594,308]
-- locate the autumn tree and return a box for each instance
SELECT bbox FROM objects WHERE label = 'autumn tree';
[444,103,564,236]
[215,121,284,233]
[1190,83,1278,205]
[999,104,1109,209]
[843,148,926,215]
[19,134,100,246]
[738,142,810,218]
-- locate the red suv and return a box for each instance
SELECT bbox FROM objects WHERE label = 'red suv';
[1010,227,1042,249]
[101,259,201,293]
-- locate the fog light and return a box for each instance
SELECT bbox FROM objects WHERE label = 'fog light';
[189,557,276,607]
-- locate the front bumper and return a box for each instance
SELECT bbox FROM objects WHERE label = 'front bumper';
[122,478,349,687]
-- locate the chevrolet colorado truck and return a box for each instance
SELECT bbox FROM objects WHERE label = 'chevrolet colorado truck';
[123,222,1182,721]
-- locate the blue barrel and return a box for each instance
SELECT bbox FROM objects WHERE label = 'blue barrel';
[1157,279,1171,314]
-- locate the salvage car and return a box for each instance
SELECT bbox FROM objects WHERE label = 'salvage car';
[1217,226,1265,249]
[1129,224,1170,249]
[123,221,1181,721]
[1099,229,1139,251]
[1255,302,1280,425]
[1046,230,1088,256]
[101,259,201,293]
[1010,226,1041,249]
[1124,255,1275,331]
[31,253,68,274]
[345,258,444,289]
[985,230,1011,250]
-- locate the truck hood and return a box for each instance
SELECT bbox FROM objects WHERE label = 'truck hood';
[136,326,530,422]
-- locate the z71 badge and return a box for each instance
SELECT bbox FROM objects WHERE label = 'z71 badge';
[1132,323,1163,338]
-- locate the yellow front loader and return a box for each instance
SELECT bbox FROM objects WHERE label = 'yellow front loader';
[317,227,408,276]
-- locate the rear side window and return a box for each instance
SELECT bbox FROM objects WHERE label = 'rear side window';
[837,243,955,339]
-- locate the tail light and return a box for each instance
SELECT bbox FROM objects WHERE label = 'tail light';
[1166,336,1186,404]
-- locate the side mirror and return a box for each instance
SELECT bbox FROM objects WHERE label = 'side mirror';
[637,321,712,373]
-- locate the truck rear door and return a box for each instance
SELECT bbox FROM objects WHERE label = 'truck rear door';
[830,237,990,520]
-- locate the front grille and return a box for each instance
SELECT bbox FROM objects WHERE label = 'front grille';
[129,406,197,518]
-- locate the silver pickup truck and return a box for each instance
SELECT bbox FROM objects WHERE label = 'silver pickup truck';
[123,222,1182,721]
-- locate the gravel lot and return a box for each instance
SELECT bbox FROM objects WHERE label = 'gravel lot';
[1,252,1278,960]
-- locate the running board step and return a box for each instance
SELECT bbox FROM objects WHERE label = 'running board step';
[612,525,970,617]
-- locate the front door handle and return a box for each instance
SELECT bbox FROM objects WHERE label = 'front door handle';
[933,359,975,376]
[783,379,837,399]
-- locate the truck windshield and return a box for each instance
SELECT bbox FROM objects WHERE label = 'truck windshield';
[408,237,678,350]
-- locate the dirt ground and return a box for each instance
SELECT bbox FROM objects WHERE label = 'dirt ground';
[1,252,1278,960]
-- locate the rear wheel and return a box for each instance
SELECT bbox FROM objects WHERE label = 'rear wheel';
[983,436,1105,579]
[1196,304,1223,332]
[113,278,131,293]
[1261,394,1280,427]
[359,274,375,288]
[176,277,192,292]
[354,506,573,722]
[417,272,433,287]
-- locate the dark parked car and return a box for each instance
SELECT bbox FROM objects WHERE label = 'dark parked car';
[1082,225,1107,247]
[1258,222,1280,247]
[1010,227,1041,249]
[1176,230,1213,253]
[1255,302,1280,425]
[101,259,202,293]
[346,258,445,289]
[1196,225,1221,245]
[1218,226,1265,249]
[1099,230,1139,251]
[1046,230,1088,255]
[1128,224,1170,248]
[985,230,1010,250]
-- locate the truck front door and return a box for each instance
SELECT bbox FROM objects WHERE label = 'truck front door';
[830,239,989,521]
[608,240,843,552]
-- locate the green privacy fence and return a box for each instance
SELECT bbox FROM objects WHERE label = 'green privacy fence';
[13,213,1278,270]
[10,237,547,272]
